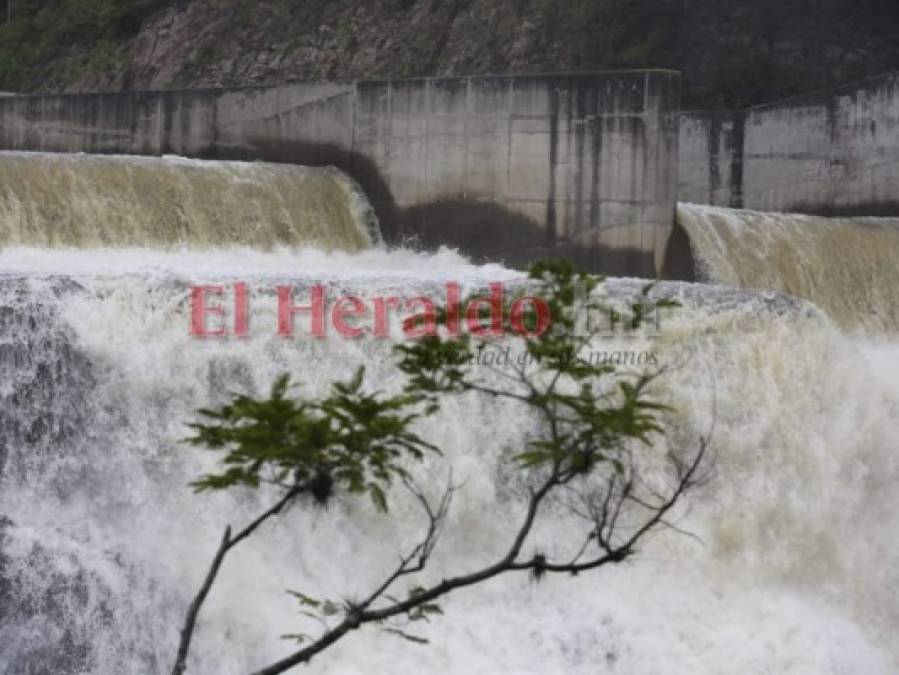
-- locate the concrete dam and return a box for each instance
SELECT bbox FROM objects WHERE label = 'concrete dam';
[0,71,681,276]
[1,69,898,329]
[4,72,899,674]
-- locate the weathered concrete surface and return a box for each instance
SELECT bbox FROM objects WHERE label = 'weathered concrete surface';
[678,110,744,208]
[0,72,681,276]
[679,71,899,215]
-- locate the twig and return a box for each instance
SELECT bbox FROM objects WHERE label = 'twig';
[171,482,305,675]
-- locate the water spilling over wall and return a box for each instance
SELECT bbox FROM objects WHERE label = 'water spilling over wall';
[0,152,378,251]
[1,149,898,673]
[677,202,899,335]
[0,72,683,275]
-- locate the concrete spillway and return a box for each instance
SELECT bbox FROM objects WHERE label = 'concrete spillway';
[0,152,379,251]
[678,203,899,335]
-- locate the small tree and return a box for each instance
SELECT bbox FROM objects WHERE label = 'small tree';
[172,260,709,675]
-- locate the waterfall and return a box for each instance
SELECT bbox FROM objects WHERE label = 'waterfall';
[1,251,897,673]
[0,152,379,251]
[677,203,899,335]
[1,154,898,673]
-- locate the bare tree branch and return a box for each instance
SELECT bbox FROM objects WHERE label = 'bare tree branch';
[250,438,708,675]
[171,482,306,675]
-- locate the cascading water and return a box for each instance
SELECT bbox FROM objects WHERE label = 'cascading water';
[0,152,379,251]
[2,155,899,674]
[677,202,899,335]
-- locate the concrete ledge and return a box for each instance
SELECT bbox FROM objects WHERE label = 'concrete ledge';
[679,71,899,215]
[0,71,682,275]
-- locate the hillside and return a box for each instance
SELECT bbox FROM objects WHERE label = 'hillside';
[1,0,898,108]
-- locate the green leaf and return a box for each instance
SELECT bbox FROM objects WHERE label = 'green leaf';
[370,484,389,512]
[384,628,429,645]
[286,590,321,608]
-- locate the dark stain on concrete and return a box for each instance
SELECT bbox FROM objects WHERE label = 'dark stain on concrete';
[707,115,722,201]
[727,111,745,209]
[545,84,559,246]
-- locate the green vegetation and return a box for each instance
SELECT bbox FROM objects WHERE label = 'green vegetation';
[705,51,818,110]
[532,0,899,108]
[3,0,898,107]
[0,0,174,90]
[173,261,707,674]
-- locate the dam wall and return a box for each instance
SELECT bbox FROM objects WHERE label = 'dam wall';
[0,71,681,275]
[679,71,899,215]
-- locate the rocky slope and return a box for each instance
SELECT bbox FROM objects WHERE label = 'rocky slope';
[1,0,898,108]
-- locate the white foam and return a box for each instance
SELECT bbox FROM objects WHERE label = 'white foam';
[2,252,898,673]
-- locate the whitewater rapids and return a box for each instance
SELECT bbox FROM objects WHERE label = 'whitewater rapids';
[1,245,898,674]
